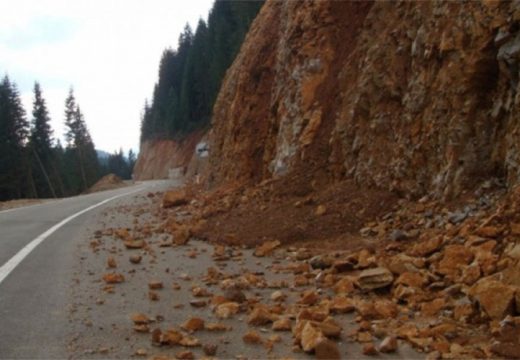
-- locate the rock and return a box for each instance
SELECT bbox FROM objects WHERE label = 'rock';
[272,317,292,331]
[254,240,281,257]
[437,245,474,279]
[175,350,194,360]
[162,189,189,208]
[135,348,147,356]
[248,306,277,325]
[315,339,340,359]
[214,302,239,319]
[299,290,320,305]
[420,298,447,317]
[362,343,378,355]
[270,290,286,302]
[506,243,520,260]
[191,286,211,297]
[160,328,184,345]
[148,281,163,290]
[475,226,501,238]
[374,299,398,318]
[131,313,150,325]
[409,236,442,257]
[205,322,231,331]
[203,344,218,356]
[124,239,145,249]
[390,229,408,241]
[491,341,520,359]
[330,296,355,313]
[385,254,421,274]
[102,273,124,284]
[181,317,205,333]
[396,271,428,288]
[107,256,117,268]
[224,287,247,303]
[129,255,142,264]
[333,276,356,294]
[301,322,326,352]
[315,205,327,216]
[309,255,334,269]
[469,277,516,319]
[378,336,398,353]
[133,324,150,333]
[357,267,394,290]
[189,299,207,308]
[148,291,159,301]
[243,330,262,344]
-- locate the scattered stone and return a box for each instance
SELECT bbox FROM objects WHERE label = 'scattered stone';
[243,330,262,344]
[224,287,247,303]
[357,267,394,290]
[189,299,207,308]
[362,343,378,356]
[270,290,286,302]
[124,239,145,249]
[378,336,398,353]
[272,317,292,331]
[254,240,281,257]
[107,256,117,268]
[301,322,326,352]
[203,344,218,356]
[248,306,277,325]
[205,322,230,331]
[162,189,189,208]
[148,291,160,301]
[469,277,516,319]
[390,229,408,241]
[315,205,327,216]
[309,255,334,269]
[214,302,240,319]
[133,324,150,333]
[148,281,164,290]
[315,339,340,360]
[102,273,124,284]
[181,317,205,333]
[131,313,150,325]
[129,255,142,264]
[135,348,147,356]
[175,350,194,360]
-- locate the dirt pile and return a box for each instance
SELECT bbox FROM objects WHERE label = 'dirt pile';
[87,174,125,193]
[134,130,204,181]
[205,0,520,200]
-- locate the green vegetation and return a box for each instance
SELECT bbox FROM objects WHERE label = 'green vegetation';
[0,77,118,201]
[140,0,263,142]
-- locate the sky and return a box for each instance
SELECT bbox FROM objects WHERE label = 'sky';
[0,0,214,154]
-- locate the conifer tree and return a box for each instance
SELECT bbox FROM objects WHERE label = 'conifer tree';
[28,82,57,198]
[0,75,29,200]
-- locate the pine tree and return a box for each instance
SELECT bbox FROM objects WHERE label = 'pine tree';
[28,82,57,198]
[0,75,29,200]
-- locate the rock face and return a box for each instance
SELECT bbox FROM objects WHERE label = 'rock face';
[134,130,204,180]
[204,0,520,199]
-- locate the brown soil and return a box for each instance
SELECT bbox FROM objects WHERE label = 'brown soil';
[87,174,126,194]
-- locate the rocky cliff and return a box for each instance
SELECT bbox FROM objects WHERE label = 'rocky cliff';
[206,0,520,199]
[133,131,204,180]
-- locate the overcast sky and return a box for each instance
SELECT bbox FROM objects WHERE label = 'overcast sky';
[0,0,214,154]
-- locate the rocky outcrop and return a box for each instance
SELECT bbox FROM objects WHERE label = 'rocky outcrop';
[206,0,520,199]
[134,131,204,180]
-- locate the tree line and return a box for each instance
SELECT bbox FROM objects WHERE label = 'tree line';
[140,0,264,142]
[0,76,134,201]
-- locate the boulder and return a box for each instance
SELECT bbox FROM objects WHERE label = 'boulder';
[162,189,189,208]
[357,267,394,290]
[315,339,341,359]
[469,278,516,319]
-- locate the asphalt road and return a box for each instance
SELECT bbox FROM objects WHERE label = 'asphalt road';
[0,180,174,359]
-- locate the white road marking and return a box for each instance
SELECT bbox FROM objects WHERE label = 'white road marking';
[0,186,146,285]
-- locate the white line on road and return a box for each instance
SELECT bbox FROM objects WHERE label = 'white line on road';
[0,186,146,286]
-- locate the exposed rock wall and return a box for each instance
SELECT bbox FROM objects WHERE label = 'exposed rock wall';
[134,131,204,180]
[206,0,520,199]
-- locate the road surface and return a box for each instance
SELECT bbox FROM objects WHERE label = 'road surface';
[0,180,173,358]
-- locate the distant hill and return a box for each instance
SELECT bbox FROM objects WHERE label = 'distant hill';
[96,150,110,166]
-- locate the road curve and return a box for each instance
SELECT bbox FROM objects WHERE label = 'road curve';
[0,180,174,359]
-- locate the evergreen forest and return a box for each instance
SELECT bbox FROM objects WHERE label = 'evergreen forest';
[140,0,263,142]
[0,77,134,201]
